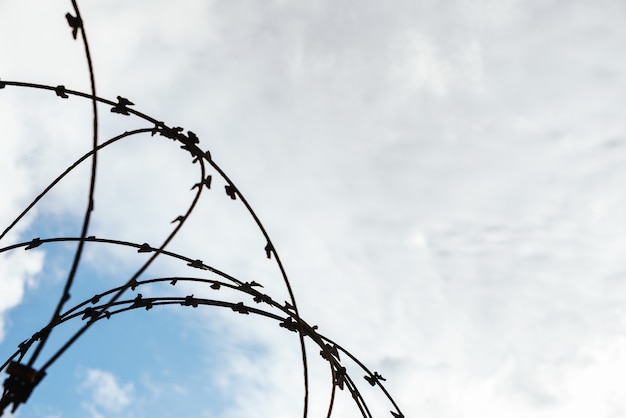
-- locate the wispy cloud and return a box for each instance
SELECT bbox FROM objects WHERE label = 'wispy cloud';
[79,368,134,417]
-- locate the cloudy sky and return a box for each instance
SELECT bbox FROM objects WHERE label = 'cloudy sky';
[2,0,626,417]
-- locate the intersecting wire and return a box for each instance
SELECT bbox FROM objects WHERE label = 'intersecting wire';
[0,90,403,416]
[0,2,405,417]
[0,79,313,415]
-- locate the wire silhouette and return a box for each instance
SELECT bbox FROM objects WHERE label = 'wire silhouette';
[0,2,405,417]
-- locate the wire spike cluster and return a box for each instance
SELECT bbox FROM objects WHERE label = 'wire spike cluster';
[0,2,405,417]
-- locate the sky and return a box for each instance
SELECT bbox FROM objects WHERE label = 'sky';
[1,0,626,417]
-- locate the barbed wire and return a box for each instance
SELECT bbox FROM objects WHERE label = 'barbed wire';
[0,2,405,417]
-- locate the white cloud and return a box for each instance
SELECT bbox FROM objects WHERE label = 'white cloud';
[0,93,45,342]
[0,252,44,340]
[80,368,134,417]
[404,32,453,97]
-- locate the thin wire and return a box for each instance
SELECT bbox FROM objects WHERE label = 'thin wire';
[209,161,311,418]
[1,237,245,288]
[27,0,98,367]
[0,129,152,243]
